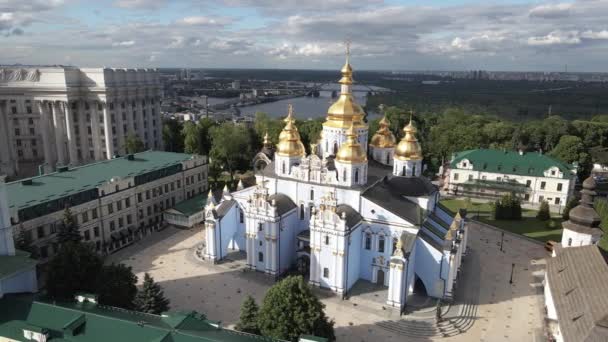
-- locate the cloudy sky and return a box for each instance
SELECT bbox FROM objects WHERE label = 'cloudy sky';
[2,0,608,71]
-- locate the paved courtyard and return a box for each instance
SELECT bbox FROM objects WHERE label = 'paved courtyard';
[107,221,548,342]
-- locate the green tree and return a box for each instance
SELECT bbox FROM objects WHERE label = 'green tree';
[134,273,170,314]
[296,118,323,154]
[209,123,255,183]
[254,112,283,146]
[197,118,216,156]
[537,200,551,221]
[57,208,82,244]
[14,224,38,258]
[594,198,608,252]
[549,135,592,179]
[235,295,260,335]
[125,133,145,154]
[562,197,579,220]
[257,276,335,341]
[183,121,200,154]
[46,243,103,300]
[96,263,138,309]
[162,119,184,152]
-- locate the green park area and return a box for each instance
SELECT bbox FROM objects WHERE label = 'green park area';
[440,199,563,243]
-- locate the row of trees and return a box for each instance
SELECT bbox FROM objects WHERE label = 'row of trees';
[44,208,170,314]
[235,276,335,341]
[491,194,522,220]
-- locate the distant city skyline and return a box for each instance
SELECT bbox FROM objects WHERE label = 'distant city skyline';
[2,0,608,72]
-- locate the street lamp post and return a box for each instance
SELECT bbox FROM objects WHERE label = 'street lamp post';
[509,263,515,284]
[500,231,504,252]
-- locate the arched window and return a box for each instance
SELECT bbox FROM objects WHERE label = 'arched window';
[239,210,244,223]
[364,233,371,250]
[310,189,314,200]
[343,169,347,182]
[258,252,264,262]
[386,154,390,165]
[378,235,385,253]
[300,204,305,220]
[325,236,330,245]
[568,238,572,246]
[412,164,416,176]
[333,142,338,155]
[282,161,286,174]
[402,166,406,176]
[355,169,359,183]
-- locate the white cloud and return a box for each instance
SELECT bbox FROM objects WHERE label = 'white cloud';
[529,3,572,18]
[177,16,219,26]
[527,31,581,46]
[112,40,136,47]
[113,0,165,9]
[581,30,608,40]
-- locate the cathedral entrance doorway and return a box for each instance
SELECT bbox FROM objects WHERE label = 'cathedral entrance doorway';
[376,269,385,286]
[297,255,310,279]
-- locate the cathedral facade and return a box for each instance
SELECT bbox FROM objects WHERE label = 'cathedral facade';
[203,55,468,310]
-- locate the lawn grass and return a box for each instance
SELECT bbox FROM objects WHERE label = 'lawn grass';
[440,198,563,243]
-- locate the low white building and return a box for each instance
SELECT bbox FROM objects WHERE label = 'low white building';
[6,151,208,260]
[446,149,577,205]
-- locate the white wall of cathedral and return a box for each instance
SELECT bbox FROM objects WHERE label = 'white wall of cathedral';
[393,159,422,178]
[274,154,302,177]
[413,238,446,298]
[334,162,367,186]
[560,228,600,248]
[371,147,394,166]
[320,126,369,158]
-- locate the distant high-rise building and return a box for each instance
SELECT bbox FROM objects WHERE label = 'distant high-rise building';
[232,80,241,90]
[0,67,163,177]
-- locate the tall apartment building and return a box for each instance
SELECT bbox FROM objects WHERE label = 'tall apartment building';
[0,67,163,177]
[6,151,208,260]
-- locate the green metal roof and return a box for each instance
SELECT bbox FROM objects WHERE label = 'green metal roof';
[6,151,196,212]
[450,149,574,179]
[0,249,37,279]
[171,194,207,217]
[0,295,283,342]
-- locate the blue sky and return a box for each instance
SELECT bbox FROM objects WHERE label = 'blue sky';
[2,0,608,71]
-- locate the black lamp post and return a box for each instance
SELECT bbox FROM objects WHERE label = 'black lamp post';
[509,263,515,284]
[500,231,504,252]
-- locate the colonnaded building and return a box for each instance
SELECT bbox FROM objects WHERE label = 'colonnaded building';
[0,67,163,177]
[202,54,468,310]
[5,151,208,261]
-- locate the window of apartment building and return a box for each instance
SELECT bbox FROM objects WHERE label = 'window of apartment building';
[524,194,530,201]
[125,198,130,208]
[84,230,91,241]
[87,126,92,134]
[172,197,175,206]
[146,190,150,200]
[26,106,32,114]
[481,175,487,180]
[158,186,163,195]
[497,177,502,182]
[127,214,132,225]
[32,149,38,157]
[17,150,23,157]
[463,161,467,167]
[16,139,21,146]
[96,241,101,251]
[109,103,114,110]
[539,195,544,202]
[109,221,116,231]
[147,207,152,216]
[541,181,546,190]
[468,174,473,181]
[118,217,124,228]
[138,193,142,202]
[551,170,556,176]
[40,246,48,259]
[31,138,36,146]
[89,150,94,159]
[108,203,113,214]
[29,127,35,135]
[37,226,45,239]
[91,208,98,219]
[453,173,459,181]
[555,198,561,205]
[177,180,181,188]
[323,268,329,278]
[557,183,563,191]
[365,233,371,250]
[94,226,100,238]
[28,118,33,124]
[190,175,194,184]
[164,184,169,193]
[166,198,170,208]
[171,182,175,191]
[14,128,20,136]
[50,222,57,234]
[378,235,385,253]
[11,106,17,114]
[117,200,122,211]
[82,211,89,223]
[185,177,189,186]
[526,180,531,187]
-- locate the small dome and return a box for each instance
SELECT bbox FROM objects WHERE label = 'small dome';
[336,123,367,164]
[394,120,422,161]
[370,115,396,148]
[276,113,305,157]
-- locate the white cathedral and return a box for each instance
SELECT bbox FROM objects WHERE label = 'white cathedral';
[202,54,468,310]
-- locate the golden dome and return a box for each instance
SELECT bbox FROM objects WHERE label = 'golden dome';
[276,109,305,157]
[279,104,302,141]
[336,123,367,164]
[323,47,366,129]
[370,115,396,148]
[394,118,422,161]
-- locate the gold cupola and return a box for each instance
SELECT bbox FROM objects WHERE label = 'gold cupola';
[394,115,423,161]
[279,104,301,141]
[370,116,396,148]
[276,106,305,157]
[336,122,367,164]
[324,45,366,129]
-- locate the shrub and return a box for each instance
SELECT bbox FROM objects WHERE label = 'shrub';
[537,201,551,221]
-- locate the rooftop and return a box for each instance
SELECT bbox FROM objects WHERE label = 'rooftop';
[451,149,574,179]
[171,193,208,216]
[0,249,37,279]
[7,151,198,212]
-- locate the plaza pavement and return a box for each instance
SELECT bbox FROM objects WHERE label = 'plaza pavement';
[107,221,548,342]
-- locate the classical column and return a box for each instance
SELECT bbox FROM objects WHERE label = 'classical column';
[64,101,78,165]
[101,101,114,159]
[36,101,54,171]
[51,101,67,166]
[115,99,126,155]
[90,100,102,160]
[0,102,12,170]
[77,100,89,162]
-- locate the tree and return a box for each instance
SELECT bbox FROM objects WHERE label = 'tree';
[57,207,82,244]
[296,119,323,154]
[254,112,283,146]
[197,118,215,156]
[491,194,522,220]
[594,198,608,252]
[134,273,170,314]
[536,200,551,221]
[549,135,592,179]
[14,224,38,258]
[183,121,200,154]
[257,276,335,341]
[235,295,260,334]
[46,243,103,300]
[162,119,184,152]
[209,123,255,183]
[125,133,145,154]
[96,263,138,309]
[562,197,579,220]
